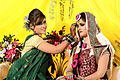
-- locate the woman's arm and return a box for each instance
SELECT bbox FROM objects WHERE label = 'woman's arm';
[56,57,73,80]
[38,40,70,54]
[84,54,110,80]
[66,56,73,76]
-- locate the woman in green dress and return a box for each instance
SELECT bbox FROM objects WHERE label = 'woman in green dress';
[6,9,74,80]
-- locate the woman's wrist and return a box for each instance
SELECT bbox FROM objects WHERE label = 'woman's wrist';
[66,71,73,76]
[78,75,86,80]
[64,75,77,80]
[63,36,74,44]
[64,75,73,79]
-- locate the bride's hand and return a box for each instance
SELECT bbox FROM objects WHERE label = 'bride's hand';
[56,76,66,80]
[77,75,85,80]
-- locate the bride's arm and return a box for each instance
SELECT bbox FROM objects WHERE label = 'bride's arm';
[84,54,110,80]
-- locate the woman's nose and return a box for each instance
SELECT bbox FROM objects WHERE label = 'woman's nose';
[77,25,81,30]
[45,23,47,27]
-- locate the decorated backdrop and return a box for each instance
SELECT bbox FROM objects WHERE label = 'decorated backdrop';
[0,0,120,71]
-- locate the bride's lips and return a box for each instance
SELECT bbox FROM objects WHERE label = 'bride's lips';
[79,31,83,33]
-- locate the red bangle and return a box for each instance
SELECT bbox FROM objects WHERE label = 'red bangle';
[64,76,74,80]
[64,75,77,80]
[74,75,77,79]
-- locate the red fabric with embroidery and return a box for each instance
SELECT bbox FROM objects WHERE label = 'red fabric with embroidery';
[72,49,97,77]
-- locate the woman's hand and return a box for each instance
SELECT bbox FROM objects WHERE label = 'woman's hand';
[56,76,66,80]
[70,23,77,38]
[77,75,84,80]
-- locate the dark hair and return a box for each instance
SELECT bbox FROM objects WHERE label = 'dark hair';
[80,12,86,22]
[28,9,45,27]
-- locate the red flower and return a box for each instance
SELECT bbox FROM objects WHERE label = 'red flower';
[55,34,60,42]
[54,42,59,46]
[5,54,11,60]
[6,48,16,55]
[0,45,2,48]
[53,31,56,35]
[67,44,72,49]
[73,54,78,59]
[72,59,78,68]
[53,31,60,42]
[59,30,63,35]
[13,41,20,47]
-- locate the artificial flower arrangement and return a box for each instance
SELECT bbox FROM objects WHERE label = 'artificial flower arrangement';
[45,26,72,58]
[0,34,23,64]
[45,26,72,77]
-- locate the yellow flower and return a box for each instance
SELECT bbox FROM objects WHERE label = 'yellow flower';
[2,44,6,47]
[0,48,2,51]
[0,53,5,58]
[4,41,9,45]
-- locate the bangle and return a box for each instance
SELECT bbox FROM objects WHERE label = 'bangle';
[64,75,77,80]
[66,38,72,44]
[78,75,85,80]
[65,36,74,44]
[68,36,74,41]
[67,75,73,79]
[81,77,85,80]
[64,75,74,80]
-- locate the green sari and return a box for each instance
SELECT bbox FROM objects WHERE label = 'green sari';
[6,35,54,80]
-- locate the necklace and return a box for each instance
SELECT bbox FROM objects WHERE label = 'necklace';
[82,38,88,48]
[82,43,87,48]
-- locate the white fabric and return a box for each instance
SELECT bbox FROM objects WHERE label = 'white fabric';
[96,31,115,79]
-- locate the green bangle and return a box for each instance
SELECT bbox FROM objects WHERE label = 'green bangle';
[68,36,74,41]
[67,37,72,42]
[66,38,72,43]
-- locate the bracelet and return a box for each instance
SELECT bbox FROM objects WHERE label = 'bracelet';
[81,77,85,80]
[67,75,73,79]
[66,38,72,44]
[68,36,74,41]
[64,75,73,80]
[78,75,85,80]
[64,75,77,80]
[65,36,74,44]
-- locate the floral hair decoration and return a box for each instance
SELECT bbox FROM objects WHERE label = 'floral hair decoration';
[76,13,81,21]
[23,14,31,32]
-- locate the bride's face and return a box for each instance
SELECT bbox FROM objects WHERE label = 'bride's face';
[77,19,87,38]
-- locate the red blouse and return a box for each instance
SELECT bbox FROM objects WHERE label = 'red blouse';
[72,48,97,77]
